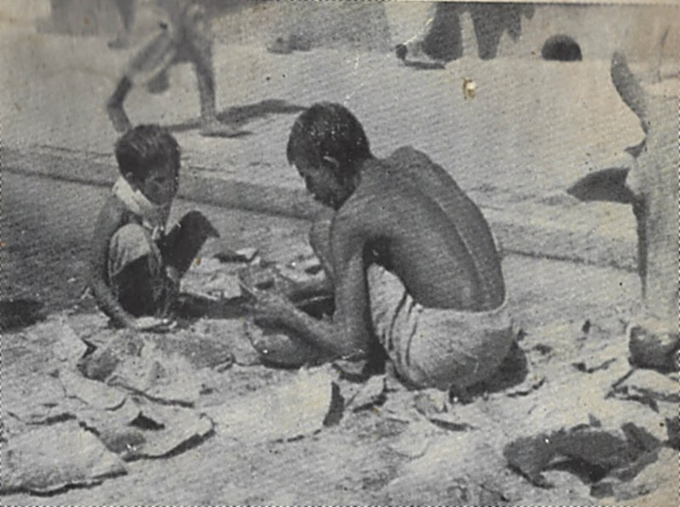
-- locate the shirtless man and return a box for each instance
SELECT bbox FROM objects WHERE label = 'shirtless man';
[249,103,514,391]
[106,0,239,137]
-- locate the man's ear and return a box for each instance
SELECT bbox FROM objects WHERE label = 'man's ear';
[322,155,340,172]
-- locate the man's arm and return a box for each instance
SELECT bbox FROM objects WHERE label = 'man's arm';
[252,198,375,359]
[309,208,336,283]
[326,203,374,356]
[89,200,137,329]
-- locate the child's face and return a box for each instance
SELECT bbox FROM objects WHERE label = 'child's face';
[134,161,178,205]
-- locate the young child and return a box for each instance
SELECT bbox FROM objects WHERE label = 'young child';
[106,0,239,137]
[248,103,515,393]
[90,124,219,330]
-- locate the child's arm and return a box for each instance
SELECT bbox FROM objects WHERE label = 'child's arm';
[89,199,137,329]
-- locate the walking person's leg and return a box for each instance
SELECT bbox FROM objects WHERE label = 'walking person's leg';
[189,42,241,137]
[109,0,136,49]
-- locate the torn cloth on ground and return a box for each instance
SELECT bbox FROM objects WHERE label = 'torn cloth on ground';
[204,366,339,443]
[105,346,203,406]
[79,333,208,406]
[122,401,214,459]
[1,421,127,494]
[503,423,663,489]
[3,368,68,426]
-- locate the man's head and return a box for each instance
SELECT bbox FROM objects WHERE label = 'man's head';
[287,103,373,209]
[115,124,181,205]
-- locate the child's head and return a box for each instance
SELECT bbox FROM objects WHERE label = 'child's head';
[115,125,181,205]
[286,103,372,208]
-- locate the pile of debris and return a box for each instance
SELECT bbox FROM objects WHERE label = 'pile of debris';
[2,246,677,503]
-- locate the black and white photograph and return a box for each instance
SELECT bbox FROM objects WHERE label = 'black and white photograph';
[1,0,678,504]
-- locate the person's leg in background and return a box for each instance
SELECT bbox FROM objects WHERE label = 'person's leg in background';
[109,0,136,49]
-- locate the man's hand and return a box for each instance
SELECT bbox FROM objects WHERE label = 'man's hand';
[134,316,177,332]
[240,281,298,324]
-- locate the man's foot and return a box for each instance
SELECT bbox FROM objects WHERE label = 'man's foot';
[395,42,445,70]
[199,120,243,138]
[106,102,132,133]
[108,35,130,50]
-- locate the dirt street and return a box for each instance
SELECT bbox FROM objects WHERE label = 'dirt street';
[2,2,678,504]
[5,166,676,504]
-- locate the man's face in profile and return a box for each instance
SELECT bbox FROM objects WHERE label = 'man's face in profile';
[294,158,348,209]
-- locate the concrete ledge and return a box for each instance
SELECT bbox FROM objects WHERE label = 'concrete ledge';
[3,146,637,272]
[3,146,324,219]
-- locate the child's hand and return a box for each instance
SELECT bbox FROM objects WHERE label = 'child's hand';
[134,316,177,333]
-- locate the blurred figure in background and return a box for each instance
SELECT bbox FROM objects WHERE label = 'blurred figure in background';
[106,0,241,137]
[395,2,534,64]
[108,0,136,49]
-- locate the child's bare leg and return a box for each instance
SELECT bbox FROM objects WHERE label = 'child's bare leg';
[106,76,133,133]
[113,256,175,317]
[109,224,177,320]
[160,211,219,279]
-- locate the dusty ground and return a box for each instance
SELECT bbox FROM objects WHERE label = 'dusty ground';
[2,5,678,505]
[2,173,677,504]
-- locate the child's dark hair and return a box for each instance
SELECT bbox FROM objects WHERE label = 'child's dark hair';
[115,125,181,180]
[287,103,372,183]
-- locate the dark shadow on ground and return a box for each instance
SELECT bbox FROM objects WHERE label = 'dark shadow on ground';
[167,99,306,134]
[175,293,249,322]
[0,299,46,331]
[175,292,333,325]
[471,341,529,396]
[400,59,446,71]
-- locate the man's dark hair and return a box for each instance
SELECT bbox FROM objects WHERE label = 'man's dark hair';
[287,102,373,183]
[115,124,181,180]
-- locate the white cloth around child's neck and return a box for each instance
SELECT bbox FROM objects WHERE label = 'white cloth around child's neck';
[112,177,171,240]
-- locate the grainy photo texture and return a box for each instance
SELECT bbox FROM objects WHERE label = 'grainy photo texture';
[1,0,678,505]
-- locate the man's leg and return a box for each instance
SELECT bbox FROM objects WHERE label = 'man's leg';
[187,40,241,137]
[422,3,464,62]
[106,76,133,133]
[367,264,513,391]
[107,29,177,132]
[108,0,136,50]
[469,5,505,60]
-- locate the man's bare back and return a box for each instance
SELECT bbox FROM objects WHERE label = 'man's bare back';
[335,147,505,311]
